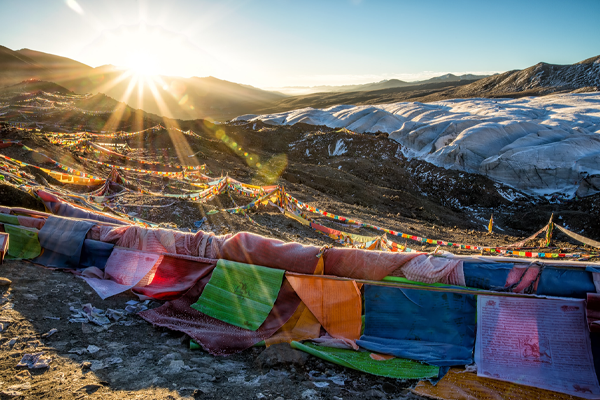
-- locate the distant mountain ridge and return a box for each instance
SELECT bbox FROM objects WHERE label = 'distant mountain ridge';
[259,56,600,114]
[0,45,286,121]
[280,74,491,94]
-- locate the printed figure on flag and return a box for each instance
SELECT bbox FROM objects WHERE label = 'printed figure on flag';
[519,336,552,364]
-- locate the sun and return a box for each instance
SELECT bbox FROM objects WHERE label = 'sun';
[125,52,160,76]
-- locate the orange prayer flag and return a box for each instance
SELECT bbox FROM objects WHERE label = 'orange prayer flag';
[285,273,362,341]
[264,301,321,347]
[412,368,581,400]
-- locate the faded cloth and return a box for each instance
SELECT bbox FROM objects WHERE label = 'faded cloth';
[191,260,286,330]
[505,264,541,293]
[37,190,128,225]
[391,255,465,286]
[536,267,595,299]
[357,285,476,367]
[463,262,513,290]
[132,255,216,300]
[264,301,321,347]
[139,274,302,356]
[4,224,41,260]
[587,293,600,333]
[219,232,320,274]
[17,215,46,230]
[33,216,94,268]
[89,226,229,258]
[291,341,439,380]
[323,247,421,281]
[82,247,162,299]
[286,273,362,340]
[80,239,114,270]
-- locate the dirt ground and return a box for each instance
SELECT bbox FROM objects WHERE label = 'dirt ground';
[0,261,427,400]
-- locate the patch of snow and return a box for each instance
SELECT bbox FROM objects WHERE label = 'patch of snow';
[240,93,600,196]
[328,139,348,156]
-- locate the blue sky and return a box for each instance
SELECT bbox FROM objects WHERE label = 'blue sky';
[1,0,599,88]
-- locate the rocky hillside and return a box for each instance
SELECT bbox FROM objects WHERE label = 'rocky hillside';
[451,55,600,97]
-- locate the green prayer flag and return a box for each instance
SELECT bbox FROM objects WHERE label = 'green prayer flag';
[190,339,201,350]
[0,214,19,225]
[291,341,439,380]
[5,224,41,260]
[191,259,285,331]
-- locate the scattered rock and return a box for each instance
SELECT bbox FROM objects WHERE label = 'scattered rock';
[255,343,309,370]
[301,389,320,400]
[364,389,387,399]
[102,357,122,367]
[16,352,51,369]
[41,328,57,338]
[0,277,11,286]
[164,360,187,374]
[89,360,104,371]
[87,345,100,354]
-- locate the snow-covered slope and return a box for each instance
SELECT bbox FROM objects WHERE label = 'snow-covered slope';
[233,93,600,196]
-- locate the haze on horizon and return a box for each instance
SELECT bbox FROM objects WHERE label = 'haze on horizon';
[1,0,599,90]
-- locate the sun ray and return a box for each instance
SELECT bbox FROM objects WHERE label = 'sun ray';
[100,74,139,133]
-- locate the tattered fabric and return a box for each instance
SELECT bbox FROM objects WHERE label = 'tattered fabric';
[33,215,94,269]
[139,275,301,356]
[80,239,114,270]
[219,232,320,274]
[412,368,581,400]
[37,190,128,225]
[285,273,362,340]
[463,262,513,290]
[4,224,41,260]
[82,248,162,299]
[357,285,476,367]
[536,266,595,299]
[392,255,465,286]
[132,255,216,301]
[323,247,420,280]
[291,341,439,380]
[264,301,321,346]
[191,260,286,331]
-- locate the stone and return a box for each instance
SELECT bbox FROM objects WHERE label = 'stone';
[87,345,100,354]
[0,277,11,286]
[364,389,387,399]
[255,343,309,370]
[301,389,320,400]
[164,360,186,374]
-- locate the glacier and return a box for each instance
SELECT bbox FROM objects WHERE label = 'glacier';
[233,93,600,196]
